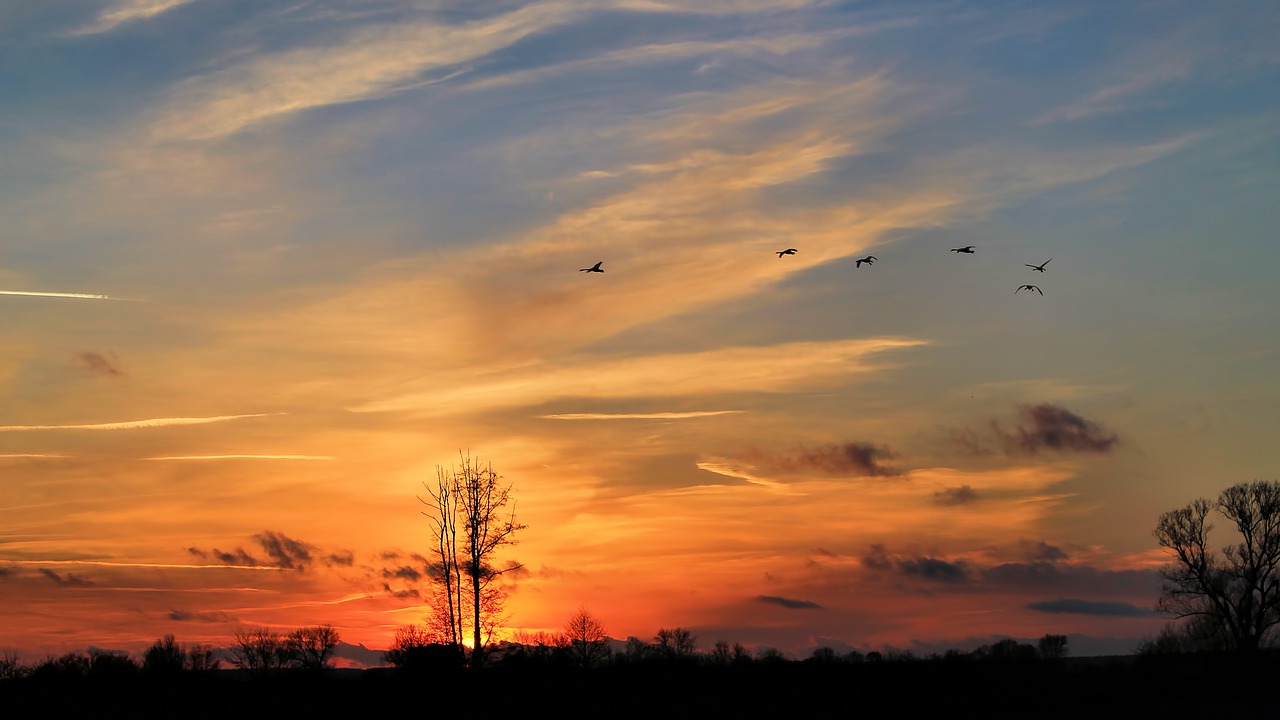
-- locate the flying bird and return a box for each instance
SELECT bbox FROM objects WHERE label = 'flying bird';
[776,248,798,258]
[1015,284,1043,295]
[1026,258,1052,272]
[580,261,604,273]
[951,246,975,254]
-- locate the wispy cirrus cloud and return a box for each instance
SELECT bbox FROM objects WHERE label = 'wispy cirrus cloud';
[0,414,276,432]
[69,0,198,36]
[151,2,585,141]
[146,455,334,461]
[353,338,925,415]
[542,411,744,420]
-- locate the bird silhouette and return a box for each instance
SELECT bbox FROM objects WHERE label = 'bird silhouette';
[951,246,975,254]
[1015,284,1043,295]
[1026,258,1051,272]
[580,261,604,273]
[777,248,797,257]
[855,255,877,268]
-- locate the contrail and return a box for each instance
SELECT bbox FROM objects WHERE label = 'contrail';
[0,413,277,431]
[146,454,334,461]
[0,290,115,300]
[542,410,744,420]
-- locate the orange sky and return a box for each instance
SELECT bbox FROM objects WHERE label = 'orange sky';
[3,1,1279,662]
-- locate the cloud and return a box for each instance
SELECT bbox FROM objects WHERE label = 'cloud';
[0,414,275,432]
[896,556,971,583]
[152,3,585,140]
[38,568,94,587]
[146,455,334,461]
[0,290,116,300]
[1019,540,1068,563]
[354,339,925,415]
[168,609,237,623]
[74,351,125,378]
[1026,599,1155,617]
[954,404,1119,456]
[541,411,744,420]
[743,441,901,478]
[756,595,823,610]
[189,531,318,571]
[70,0,197,36]
[252,531,315,572]
[999,404,1120,455]
[383,565,424,582]
[862,544,970,583]
[325,552,355,567]
[933,485,978,506]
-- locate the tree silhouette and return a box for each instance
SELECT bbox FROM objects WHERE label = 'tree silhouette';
[422,453,526,667]
[1037,634,1068,660]
[288,625,340,672]
[143,634,186,674]
[230,626,290,675]
[1153,479,1280,652]
[563,606,610,668]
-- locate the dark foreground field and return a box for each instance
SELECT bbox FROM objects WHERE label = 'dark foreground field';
[5,653,1278,719]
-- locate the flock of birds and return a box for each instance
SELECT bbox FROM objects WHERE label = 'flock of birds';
[580,246,1053,295]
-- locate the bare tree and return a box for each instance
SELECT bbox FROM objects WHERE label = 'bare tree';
[143,634,186,674]
[422,453,526,667]
[186,643,221,672]
[230,626,290,675]
[1153,479,1280,652]
[1036,634,1068,660]
[654,627,697,660]
[564,606,610,668]
[288,625,340,672]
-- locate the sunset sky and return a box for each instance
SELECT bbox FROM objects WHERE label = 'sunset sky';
[2,0,1279,663]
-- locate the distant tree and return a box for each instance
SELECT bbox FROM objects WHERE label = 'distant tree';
[563,607,610,668]
[288,625,340,671]
[1037,634,1069,660]
[0,650,25,680]
[186,643,221,672]
[143,634,186,674]
[654,628,697,661]
[89,649,138,677]
[30,652,90,680]
[621,636,650,663]
[230,626,290,675]
[422,453,526,668]
[1136,615,1233,656]
[708,641,732,666]
[807,646,838,664]
[1153,479,1280,653]
[984,638,1037,662]
[754,646,786,664]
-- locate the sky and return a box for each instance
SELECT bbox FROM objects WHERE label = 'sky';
[1,0,1279,664]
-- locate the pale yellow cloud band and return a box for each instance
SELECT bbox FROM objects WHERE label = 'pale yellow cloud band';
[354,337,926,415]
[0,414,275,432]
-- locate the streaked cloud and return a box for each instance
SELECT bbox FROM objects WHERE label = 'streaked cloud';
[1027,598,1155,617]
[152,3,584,140]
[70,0,198,36]
[146,455,334,461]
[756,594,823,610]
[0,414,275,432]
[354,338,926,415]
[541,411,744,420]
[0,290,115,300]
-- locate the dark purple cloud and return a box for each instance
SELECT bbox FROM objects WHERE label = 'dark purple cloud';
[954,404,1119,456]
[74,351,124,378]
[38,568,93,587]
[933,485,978,506]
[169,609,237,623]
[756,595,823,610]
[746,441,901,477]
[1027,598,1155,617]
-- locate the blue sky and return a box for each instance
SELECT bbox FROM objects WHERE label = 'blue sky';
[1,0,1278,662]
